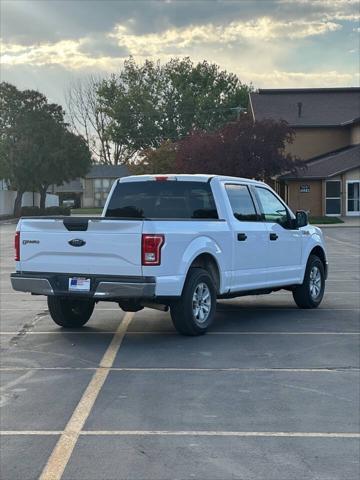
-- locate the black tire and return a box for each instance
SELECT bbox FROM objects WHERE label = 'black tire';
[47,296,95,328]
[293,255,325,309]
[170,268,216,336]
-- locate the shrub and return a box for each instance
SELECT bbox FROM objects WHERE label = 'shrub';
[45,206,71,216]
[20,206,71,217]
[20,206,42,216]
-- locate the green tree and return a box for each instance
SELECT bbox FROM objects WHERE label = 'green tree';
[98,57,251,160]
[0,82,91,215]
[130,140,177,175]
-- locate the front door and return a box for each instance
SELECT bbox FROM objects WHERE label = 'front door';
[254,186,303,286]
[347,181,360,216]
[224,183,269,291]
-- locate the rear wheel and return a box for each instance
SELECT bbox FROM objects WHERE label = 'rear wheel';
[170,268,216,336]
[293,255,325,308]
[47,296,94,328]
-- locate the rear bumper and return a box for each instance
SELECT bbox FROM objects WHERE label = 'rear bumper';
[10,272,156,299]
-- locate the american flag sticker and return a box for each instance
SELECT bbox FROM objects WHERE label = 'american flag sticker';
[68,277,91,291]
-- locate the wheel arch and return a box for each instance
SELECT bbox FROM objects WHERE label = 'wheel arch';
[186,252,221,294]
[309,245,328,278]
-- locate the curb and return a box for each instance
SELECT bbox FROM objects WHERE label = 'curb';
[0,218,18,225]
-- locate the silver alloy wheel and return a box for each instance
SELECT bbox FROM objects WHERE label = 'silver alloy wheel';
[192,282,211,324]
[309,266,322,299]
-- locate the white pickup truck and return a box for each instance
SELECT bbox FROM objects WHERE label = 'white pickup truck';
[11,174,328,335]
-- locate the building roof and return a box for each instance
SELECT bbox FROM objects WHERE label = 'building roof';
[281,144,360,180]
[249,87,360,127]
[85,164,130,179]
[53,178,83,193]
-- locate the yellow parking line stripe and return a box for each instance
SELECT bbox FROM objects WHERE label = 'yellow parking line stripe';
[38,312,133,480]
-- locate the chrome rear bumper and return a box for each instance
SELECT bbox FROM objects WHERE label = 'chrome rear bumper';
[94,281,155,298]
[11,273,156,299]
[11,276,54,295]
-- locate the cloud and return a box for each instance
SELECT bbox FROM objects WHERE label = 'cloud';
[240,69,360,88]
[78,35,129,58]
[2,0,358,46]
[1,16,342,70]
[110,18,342,56]
[0,38,127,69]
[278,0,360,22]
[0,0,358,106]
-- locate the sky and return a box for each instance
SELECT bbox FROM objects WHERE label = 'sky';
[1,0,359,107]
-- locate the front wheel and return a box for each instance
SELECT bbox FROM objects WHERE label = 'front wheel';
[47,296,95,328]
[293,255,325,308]
[170,268,216,336]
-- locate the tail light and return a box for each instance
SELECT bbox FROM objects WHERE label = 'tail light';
[15,231,20,261]
[142,234,164,266]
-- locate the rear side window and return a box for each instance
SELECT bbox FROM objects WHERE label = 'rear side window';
[105,181,218,219]
[225,184,258,221]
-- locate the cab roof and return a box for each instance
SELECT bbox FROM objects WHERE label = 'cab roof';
[120,174,265,186]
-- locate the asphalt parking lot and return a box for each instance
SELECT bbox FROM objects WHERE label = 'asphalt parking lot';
[0,222,359,480]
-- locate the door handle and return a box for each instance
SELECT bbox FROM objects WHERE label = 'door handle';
[269,233,278,241]
[237,233,247,241]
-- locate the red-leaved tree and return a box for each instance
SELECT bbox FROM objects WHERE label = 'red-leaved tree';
[176,116,299,181]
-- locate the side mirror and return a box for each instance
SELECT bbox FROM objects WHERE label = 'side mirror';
[296,210,309,228]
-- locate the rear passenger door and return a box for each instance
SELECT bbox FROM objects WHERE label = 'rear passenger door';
[254,186,303,285]
[224,183,270,291]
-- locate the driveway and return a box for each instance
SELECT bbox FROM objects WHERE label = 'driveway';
[0,223,359,480]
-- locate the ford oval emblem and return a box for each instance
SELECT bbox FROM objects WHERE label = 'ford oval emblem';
[68,239,86,247]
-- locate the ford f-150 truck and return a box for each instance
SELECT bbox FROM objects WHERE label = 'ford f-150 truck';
[11,174,328,335]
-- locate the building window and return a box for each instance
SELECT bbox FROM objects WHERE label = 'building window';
[94,178,112,193]
[92,178,114,206]
[325,180,341,216]
[94,191,109,208]
[347,181,360,216]
[94,179,102,192]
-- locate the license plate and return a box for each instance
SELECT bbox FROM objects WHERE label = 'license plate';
[68,277,90,292]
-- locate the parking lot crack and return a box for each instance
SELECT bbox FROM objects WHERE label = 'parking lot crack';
[9,310,49,346]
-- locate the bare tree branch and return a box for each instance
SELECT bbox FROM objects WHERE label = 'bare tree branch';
[65,75,130,165]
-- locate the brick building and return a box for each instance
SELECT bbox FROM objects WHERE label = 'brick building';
[249,88,360,216]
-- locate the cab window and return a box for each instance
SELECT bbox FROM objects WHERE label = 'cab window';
[225,184,258,221]
[105,181,218,219]
[255,187,289,226]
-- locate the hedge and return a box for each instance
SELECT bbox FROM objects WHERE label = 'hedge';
[20,206,71,216]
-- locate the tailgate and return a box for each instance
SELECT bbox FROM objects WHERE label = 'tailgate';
[18,217,143,276]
